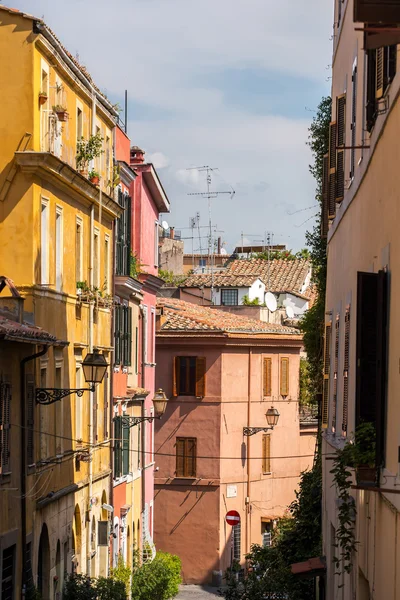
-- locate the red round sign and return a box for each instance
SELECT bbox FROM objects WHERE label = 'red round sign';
[226,510,241,526]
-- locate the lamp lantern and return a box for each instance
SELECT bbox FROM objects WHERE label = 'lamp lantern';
[82,349,108,385]
[266,406,280,428]
[152,388,169,418]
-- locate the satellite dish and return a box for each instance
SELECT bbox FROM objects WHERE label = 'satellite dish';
[161,220,169,231]
[220,248,227,255]
[265,292,277,313]
[285,305,295,319]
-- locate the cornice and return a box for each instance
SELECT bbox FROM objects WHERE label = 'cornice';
[115,276,143,300]
[140,273,165,294]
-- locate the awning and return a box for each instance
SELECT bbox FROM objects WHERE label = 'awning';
[291,557,326,580]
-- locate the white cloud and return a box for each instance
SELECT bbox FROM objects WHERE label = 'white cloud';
[147,152,170,169]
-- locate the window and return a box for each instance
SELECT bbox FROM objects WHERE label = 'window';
[76,105,83,141]
[221,289,238,306]
[332,316,340,432]
[76,218,83,283]
[1,545,15,600]
[350,62,357,180]
[55,206,63,291]
[115,190,132,277]
[154,221,159,267]
[41,199,49,285]
[321,322,332,429]
[199,258,207,268]
[114,304,132,366]
[366,46,396,132]
[40,63,49,152]
[263,357,272,396]
[150,309,155,363]
[105,235,110,293]
[95,124,102,173]
[173,356,206,397]
[262,434,271,474]
[176,437,197,477]
[135,327,139,374]
[93,385,98,443]
[114,417,130,477]
[26,374,35,466]
[93,228,100,288]
[103,370,109,441]
[261,520,273,547]
[279,357,289,397]
[0,380,11,474]
[233,523,241,561]
[142,305,148,363]
[122,424,130,475]
[55,365,62,454]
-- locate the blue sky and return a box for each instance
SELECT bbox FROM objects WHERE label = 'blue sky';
[7,0,333,253]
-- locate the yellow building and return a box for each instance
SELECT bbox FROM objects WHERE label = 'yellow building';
[0,6,121,597]
[322,1,400,598]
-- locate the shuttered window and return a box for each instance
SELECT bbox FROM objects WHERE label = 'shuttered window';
[342,308,350,435]
[263,358,272,397]
[26,375,35,466]
[332,317,340,432]
[321,153,329,239]
[366,46,397,132]
[262,434,271,474]
[356,271,388,464]
[350,64,357,179]
[114,417,122,479]
[322,322,332,429]
[280,357,289,396]
[1,545,15,600]
[103,371,109,441]
[176,437,197,477]
[328,122,337,220]
[93,386,98,443]
[116,190,132,277]
[122,425,130,476]
[114,304,132,366]
[98,521,108,546]
[0,380,11,474]
[173,357,206,397]
[336,94,346,203]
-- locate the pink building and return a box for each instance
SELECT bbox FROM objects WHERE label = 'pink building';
[129,146,170,557]
[154,299,317,584]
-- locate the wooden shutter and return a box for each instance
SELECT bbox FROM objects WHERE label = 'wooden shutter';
[376,47,384,99]
[122,424,130,475]
[263,358,272,397]
[114,305,121,365]
[176,438,185,476]
[114,417,122,478]
[321,153,329,239]
[195,357,206,398]
[322,323,332,428]
[26,374,35,466]
[356,271,388,463]
[172,356,179,397]
[366,49,377,132]
[350,66,357,179]
[103,371,109,441]
[126,307,132,366]
[336,95,346,203]
[186,438,197,477]
[332,317,340,432]
[98,521,108,546]
[328,122,337,219]
[280,358,289,396]
[342,308,350,435]
[262,434,271,473]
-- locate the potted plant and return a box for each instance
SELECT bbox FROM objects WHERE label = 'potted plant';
[352,422,377,486]
[53,104,69,122]
[76,132,104,176]
[88,169,100,186]
[39,91,48,105]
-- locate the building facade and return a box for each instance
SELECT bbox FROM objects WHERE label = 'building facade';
[154,299,317,584]
[322,1,400,598]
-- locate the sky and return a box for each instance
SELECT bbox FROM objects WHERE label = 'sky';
[9,0,333,253]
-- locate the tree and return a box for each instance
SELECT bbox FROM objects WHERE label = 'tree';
[131,552,182,600]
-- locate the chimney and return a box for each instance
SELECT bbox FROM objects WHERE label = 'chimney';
[217,237,221,254]
[130,145,145,165]
[170,227,175,240]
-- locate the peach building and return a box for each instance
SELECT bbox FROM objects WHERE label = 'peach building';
[321,1,400,598]
[154,299,317,584]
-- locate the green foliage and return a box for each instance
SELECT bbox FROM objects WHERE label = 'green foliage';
[252,249,310,261]
[299,357,311,406]
[96,577,127,600]
[131,552,182,600]
[63,573,127,600]
[222,458,322,600]
[241,294,262,306]
[76,132,104,170]
[25,585,42,600]
[158,269,187,287]
[88,169,100,180]
[110,555,132,595]
[130,252,146,279]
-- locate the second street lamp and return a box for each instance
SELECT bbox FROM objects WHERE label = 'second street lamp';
[243,406,280,437]
[35,349,109,405]
[119,389,169,429]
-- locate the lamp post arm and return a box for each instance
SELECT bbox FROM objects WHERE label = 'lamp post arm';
[36,385,95,405]
[243,426,274,437]
[118,415,162,429]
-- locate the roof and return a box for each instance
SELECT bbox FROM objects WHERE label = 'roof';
[157,298,300,336]
[291,557,326,578]
[180,258,311,296]
[0,5,117,116]
[0,316,57,344]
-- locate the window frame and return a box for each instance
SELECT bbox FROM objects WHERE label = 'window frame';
[40,198,50,285]
[173,356,206,398]
[55,205,63,292]
[221,288,239,306]
[175,437,197,478]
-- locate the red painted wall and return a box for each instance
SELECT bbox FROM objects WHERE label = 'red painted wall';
[115,126,131,164]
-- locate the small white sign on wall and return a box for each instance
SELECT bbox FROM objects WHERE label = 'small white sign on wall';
[227,485,237,498]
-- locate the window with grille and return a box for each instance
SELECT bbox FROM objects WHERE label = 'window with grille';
[221,289,238,306]
[176,437,197,477]
[1,545,15,600]
[114,304,132,366]
[262,435,271,474]
[115,190,132,277]
[173,356,206,397]
[233,523,241,561]
[0,380,11,474]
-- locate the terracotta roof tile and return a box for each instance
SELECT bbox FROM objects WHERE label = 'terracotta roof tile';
[181,258,311,296]
[0,316,57,344]
[157,298,300,335]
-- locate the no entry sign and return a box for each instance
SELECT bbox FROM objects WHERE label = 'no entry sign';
[226,510,241,526]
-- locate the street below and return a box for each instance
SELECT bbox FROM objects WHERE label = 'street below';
[176,585,222,599]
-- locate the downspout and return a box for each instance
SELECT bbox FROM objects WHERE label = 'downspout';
[108,215,116,576]
[139,304,146,553]
[246,347,252,559]
[20,345,49,598]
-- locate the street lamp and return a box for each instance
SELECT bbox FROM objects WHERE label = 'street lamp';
[35,349,109,405]
[243,406,280,437]
[119,389,169,429]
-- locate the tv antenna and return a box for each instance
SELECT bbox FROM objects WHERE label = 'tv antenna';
[187,166,235,301]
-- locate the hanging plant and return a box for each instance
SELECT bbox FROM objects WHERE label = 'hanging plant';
[53,104,69,122]
[38,91,48,105]
[76,132,104,173]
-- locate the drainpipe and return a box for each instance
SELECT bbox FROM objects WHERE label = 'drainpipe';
[20,345,49,598]
[108,216,116,575]
[246,348,252,559]
[139,304,146,552]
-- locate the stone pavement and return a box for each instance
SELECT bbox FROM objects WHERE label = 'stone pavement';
[176,584,223,599]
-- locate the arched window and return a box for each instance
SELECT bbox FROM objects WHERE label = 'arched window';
[55,540,61,594]
[73,504,82,573]
[37,524,50,600]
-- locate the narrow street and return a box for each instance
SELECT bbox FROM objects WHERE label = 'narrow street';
[176,585,222,599]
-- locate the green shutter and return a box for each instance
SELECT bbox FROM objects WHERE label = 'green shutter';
[126,307,132,367]
[122,424,130,475]
[114,305,121,365]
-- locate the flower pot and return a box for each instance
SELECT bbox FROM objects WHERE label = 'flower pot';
[39,94,48,105]
[56,110,68,122]
[89,176,100,185]
[78,169,88,178]
[356,465,378,487]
